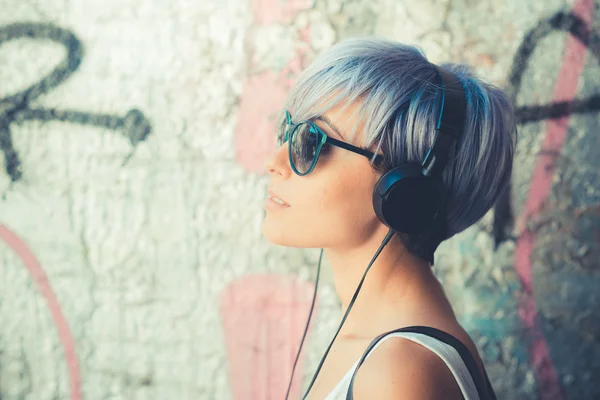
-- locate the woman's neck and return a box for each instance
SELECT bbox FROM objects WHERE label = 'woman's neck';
[323,232,441,338]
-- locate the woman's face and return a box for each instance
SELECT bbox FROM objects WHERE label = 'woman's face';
[262,101,384,249]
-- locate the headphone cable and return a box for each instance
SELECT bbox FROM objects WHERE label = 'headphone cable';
[284,228,396,400]
[283,248,323,400]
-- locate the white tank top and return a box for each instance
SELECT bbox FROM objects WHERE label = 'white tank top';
[323,331,481,400]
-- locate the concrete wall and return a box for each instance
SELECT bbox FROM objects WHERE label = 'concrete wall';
[0,0,599,399]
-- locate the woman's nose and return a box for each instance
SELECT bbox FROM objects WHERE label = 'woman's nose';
[264,143,291,177]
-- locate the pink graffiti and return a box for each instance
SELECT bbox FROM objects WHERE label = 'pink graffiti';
[514,0,595,399]
[0,224,81,400]
[220,274,317,399]
[234,0,312,173]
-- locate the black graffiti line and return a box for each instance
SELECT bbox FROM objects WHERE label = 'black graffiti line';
[516,94,600,124]
[0,23,82,111]
[512,11,600,123]
[16,108,151,147]
[492,11,600,247]
[0,22,152,182]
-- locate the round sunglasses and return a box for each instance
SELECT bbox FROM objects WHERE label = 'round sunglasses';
[277,110,384,176]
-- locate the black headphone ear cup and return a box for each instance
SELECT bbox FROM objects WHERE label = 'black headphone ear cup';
[373,164,444,233]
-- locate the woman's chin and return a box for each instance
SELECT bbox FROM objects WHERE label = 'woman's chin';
[261,219,305,248]
[262,223,292,247]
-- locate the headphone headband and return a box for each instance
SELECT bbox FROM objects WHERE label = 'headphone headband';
[372,64,467,235]
[421,65,467,177]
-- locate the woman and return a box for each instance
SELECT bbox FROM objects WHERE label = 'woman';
[262,37,515,400]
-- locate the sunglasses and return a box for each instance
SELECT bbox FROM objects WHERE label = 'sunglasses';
[277,110,384,176]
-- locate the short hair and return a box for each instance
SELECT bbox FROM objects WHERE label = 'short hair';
[278,37,517,263]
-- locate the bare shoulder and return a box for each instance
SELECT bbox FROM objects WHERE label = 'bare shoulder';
[351,334,463,400]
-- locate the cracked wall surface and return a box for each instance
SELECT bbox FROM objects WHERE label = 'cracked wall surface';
[0,0,599,399]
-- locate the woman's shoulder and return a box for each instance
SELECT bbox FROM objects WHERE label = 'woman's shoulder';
[409,319,488,385]
[350,330,465,399]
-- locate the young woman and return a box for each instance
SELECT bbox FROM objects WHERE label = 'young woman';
[262,37,515,400]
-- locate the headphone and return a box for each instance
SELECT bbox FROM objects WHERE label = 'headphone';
[285,64,468,400]
[372,64,467,234]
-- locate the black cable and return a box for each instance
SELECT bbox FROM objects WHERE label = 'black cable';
[284,248,324,400]
[284,228,396,400]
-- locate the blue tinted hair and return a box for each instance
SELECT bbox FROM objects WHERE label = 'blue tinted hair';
[279,37,517,261]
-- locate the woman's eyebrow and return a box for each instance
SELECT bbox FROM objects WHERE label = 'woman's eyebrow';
[314,115,345,140]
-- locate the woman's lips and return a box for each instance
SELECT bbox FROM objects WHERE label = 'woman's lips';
[267,189,290,206]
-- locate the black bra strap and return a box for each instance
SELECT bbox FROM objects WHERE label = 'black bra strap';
[345,326,496,400]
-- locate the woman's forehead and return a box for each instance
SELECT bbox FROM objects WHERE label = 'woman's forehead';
[319,101,367,145]
[286,90,370,146]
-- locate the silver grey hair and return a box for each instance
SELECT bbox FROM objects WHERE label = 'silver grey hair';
[278,37,517,262]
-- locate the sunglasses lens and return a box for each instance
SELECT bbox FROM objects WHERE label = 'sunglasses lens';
[291,122,320,174]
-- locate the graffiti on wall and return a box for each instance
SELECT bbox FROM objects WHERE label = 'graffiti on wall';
[493,8,600,245]
[0,225,82,400]
[0,21,154,400]
[0,22,152,183]
[491,3,600,399]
